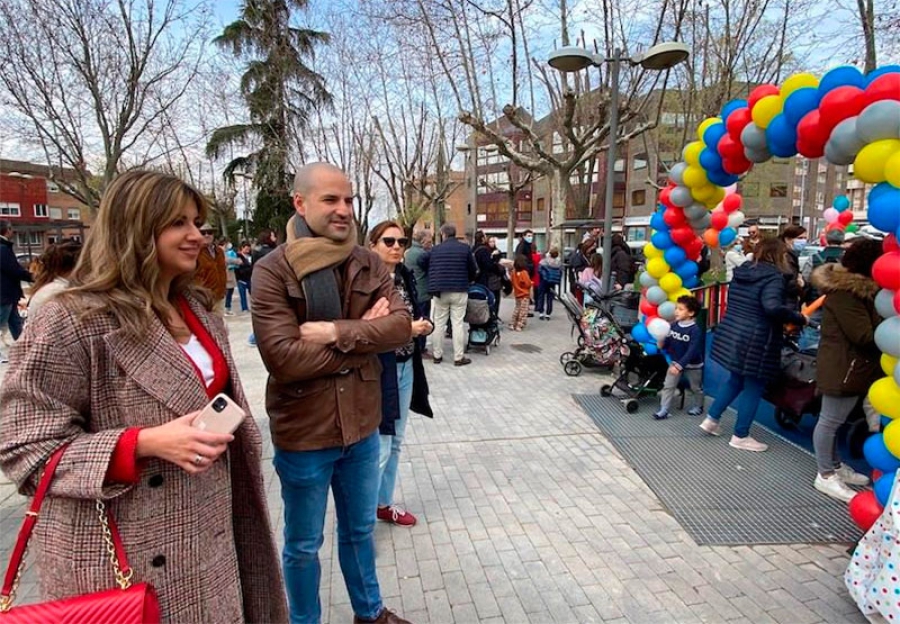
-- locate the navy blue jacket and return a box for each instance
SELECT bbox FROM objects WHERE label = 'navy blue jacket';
[0,237,33,305]
[379,264,433,435]
[664,320,704,369]
[420,238,477,295]
[711,261,806,380]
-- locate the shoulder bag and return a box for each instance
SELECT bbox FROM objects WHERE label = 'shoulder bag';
[0,445,160,623]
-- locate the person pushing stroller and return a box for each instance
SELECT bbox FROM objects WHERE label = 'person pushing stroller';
[654,295,705,420]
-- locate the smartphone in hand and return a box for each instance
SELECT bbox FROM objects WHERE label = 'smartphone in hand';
[192,393,246,435]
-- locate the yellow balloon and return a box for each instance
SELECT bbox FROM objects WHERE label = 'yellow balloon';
[644,242,664,259]
[853,139,900,184]
[883,354,900,377]
[668,287,693,302]
[683,141,704,166]
[884,420,900,456]
[659,272,684,294]
[751,94,783,129]
[781,73,819,98]
[869,376,900,421]
[697,117,722,142]
[646,257,671,279]
[884,150,900,188]
[691,184,716,202]
[682,166,709,188]
[708,187,726,207]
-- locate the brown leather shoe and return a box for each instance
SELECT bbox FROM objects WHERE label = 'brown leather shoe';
[353,607,412,624]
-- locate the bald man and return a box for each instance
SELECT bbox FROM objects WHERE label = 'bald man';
[251,163,413,624]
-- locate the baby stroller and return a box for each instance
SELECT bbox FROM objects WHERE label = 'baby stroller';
[465,283,500,355]
[599,341,670,413]
[558,292,630,377]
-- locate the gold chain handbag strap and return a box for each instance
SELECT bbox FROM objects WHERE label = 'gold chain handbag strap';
[96,501,134,590]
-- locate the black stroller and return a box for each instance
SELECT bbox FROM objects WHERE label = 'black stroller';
[600,342,671,413]
[465,284,501,355]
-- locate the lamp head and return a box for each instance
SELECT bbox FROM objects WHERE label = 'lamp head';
[547,46,598,72]
[633,42,690,70]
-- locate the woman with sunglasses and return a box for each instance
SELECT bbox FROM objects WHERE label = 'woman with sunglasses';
[367,221,433,526]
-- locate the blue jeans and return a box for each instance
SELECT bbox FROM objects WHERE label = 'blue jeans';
[0,303,24,340]
[274,433,383,623]
[707,371,766,438]
[379,359,414,507]
[237,280,250,312]
[225,288,235,311]
[535,282,557,315]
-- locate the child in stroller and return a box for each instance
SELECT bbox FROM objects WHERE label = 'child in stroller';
[465,283,501,355]
[558,291,630,377]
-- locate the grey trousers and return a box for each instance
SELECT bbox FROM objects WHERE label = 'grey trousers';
[813,394,859,476]
[659,368,704,412]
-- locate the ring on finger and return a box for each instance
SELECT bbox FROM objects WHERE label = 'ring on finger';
[193,454,204,466]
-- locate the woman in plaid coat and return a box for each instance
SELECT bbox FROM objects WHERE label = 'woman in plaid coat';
[0,171,287,623]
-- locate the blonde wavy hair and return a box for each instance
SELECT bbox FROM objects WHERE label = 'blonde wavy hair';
[65,170,212,336]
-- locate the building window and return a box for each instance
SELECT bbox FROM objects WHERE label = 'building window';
[46,181,60,193]
[15,231,41,246]
[536,198,545,212]
[631,189,647,206]
[34,203,48,217]
[49,207,63,219]
[769,183,788,198]
[67,208,81,220]
[47,235,58,244]
[0,203,21,217]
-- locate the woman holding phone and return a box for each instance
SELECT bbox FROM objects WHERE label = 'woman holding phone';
[0,171,287,623]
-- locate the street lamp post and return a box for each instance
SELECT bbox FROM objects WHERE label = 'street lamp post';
[548,42,689,294]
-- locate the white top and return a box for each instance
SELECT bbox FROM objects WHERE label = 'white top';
[27,277,70,319]
[181,334,214,387]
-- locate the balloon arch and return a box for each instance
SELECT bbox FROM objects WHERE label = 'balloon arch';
[632,64,900,529]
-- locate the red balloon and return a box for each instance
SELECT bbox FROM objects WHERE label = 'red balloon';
[722,194,743,213]
[659,187,674,208]
[710,210,729,230]
[663,207,687,227]
[725,108,752,140]
[747,84,780,110]
[838,210,854,225]
[685,238,704,260]
[848,490,884,532]
[873,469,884,482]
[670,226,694,246]
[722,155,752,175]
[872,251,900,291]
[718,134,744,159]
[796,110,828,158]
[640,299,659,317]
[885,234,900,253]
[818,86,866,133]
[863,73,900,107]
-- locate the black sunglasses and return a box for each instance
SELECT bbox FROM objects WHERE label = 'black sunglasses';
[381,237,409,248]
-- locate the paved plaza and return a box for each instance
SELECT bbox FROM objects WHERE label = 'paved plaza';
[0,300,867,623]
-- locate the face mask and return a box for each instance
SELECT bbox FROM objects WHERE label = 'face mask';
[524,236,533,243]
[793,240,807,252]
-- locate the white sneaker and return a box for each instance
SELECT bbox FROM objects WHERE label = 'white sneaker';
[729,435,768,452]
[0,351,8,364]
[814,473,856,503]
[699,417,721,436]
[835,464,870,486]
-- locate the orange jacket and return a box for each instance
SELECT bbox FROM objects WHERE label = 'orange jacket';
[194,245,227,299]
[512,269,532,299]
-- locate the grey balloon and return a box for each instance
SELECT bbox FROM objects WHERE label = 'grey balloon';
[670,185,694,207]
[825,140,856,166]
[691,213,712,230]
[857,101,900,143]
[874,316,900,357]
[685,203,707,221]
[639,271,659,288]
[741,124,768,150]
[828,117,865,155]
[876,289,899,319]
[669,162,688,186]
[646,286,668,305]
[658,301,677,320]
[744,145,771,163]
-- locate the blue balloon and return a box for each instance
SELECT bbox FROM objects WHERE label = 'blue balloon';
[884,416,895,429]
[833,195,851,211]
[868,184,900,233]
[707,169,739,187]
[699,148,723,172]
[675,260,699,280]
[867,65,900,83]
[664,246,688,268]
[650,210,668,232]
[684,275,702,288]
[631,323,651,343]
[721,99,748,122]
[864,433,900,473]
[874,471,897,507]
[819,66,866,96]
[652,230,674,250]
[765,114,798,158]
[782,88,821,127]
[703,123,727,149]
[643,342,659,355]
[718,227,737,247]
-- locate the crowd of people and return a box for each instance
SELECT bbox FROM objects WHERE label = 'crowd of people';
[0,163,894,623]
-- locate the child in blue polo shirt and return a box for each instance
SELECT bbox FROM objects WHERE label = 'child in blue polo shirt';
[654,295,705,420]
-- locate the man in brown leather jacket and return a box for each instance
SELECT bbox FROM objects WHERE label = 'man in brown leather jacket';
[251,162,413,624]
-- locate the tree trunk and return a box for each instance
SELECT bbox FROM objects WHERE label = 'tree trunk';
[506,190,517,255]
[549,168,568,250]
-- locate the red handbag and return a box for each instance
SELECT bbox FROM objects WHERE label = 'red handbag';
[0,446,161,623]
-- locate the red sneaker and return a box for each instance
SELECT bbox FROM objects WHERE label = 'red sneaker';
[377,505,417,526]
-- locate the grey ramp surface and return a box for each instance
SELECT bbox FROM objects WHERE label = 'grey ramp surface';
[574,394,863,546]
